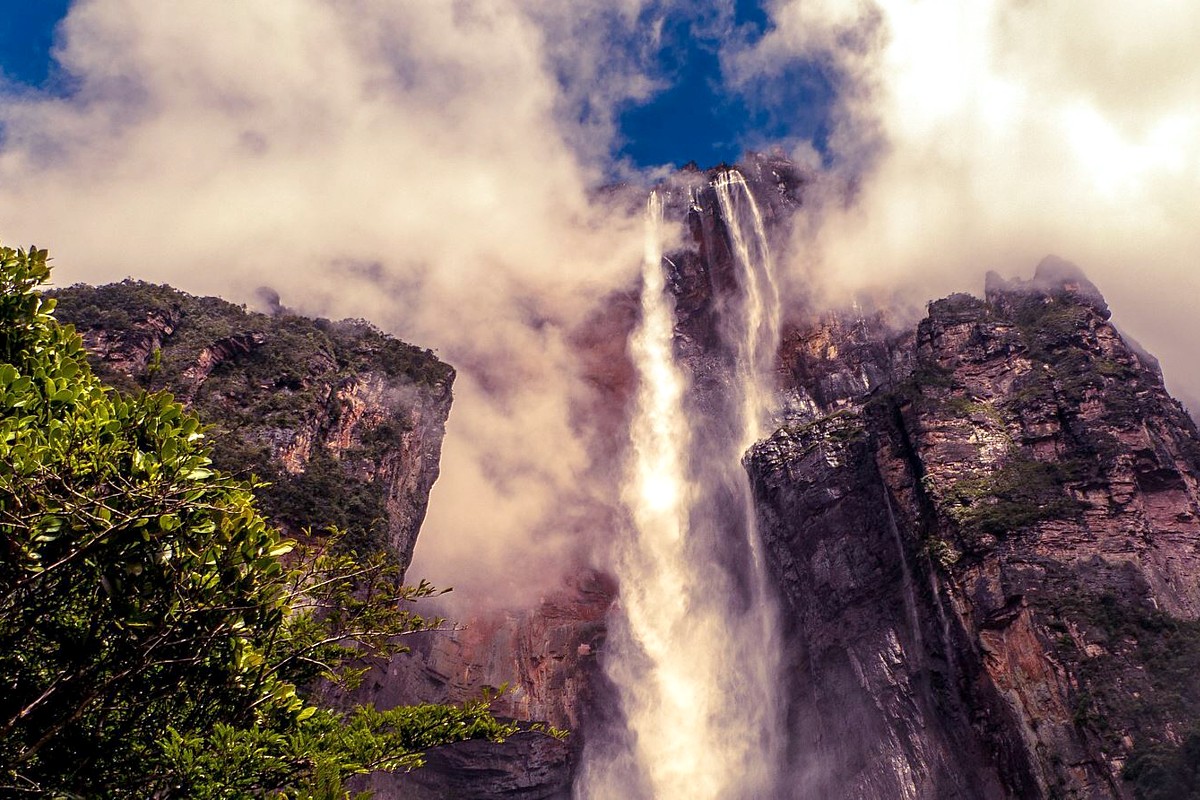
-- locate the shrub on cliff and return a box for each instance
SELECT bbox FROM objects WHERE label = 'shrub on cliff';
[0,245,515,797]
[1124,724,1200,800]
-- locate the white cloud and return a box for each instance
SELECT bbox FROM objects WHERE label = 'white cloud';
[0,0,652,605]
[8,0,1198,606]
[733,0,1200,401]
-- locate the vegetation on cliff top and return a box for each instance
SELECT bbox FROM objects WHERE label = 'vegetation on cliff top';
[52,280,455,557]
[0,245,514,798]
[52,280,453,390]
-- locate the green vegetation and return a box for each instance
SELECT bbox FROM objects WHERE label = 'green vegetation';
[1041,591,1200,798]
[53,281,452,391]
[910,360,957,392]
[1012,297,1090,361]
[267,446,391,557]
[1006,366,1057,409]
[782,409,866,457]
[0,246,522,798]
[944,453,1082,539]
[873,359,958,418]
[927,292,988,320]
[943,396,997,419]
[924,536,960,569]
[1009,292,1143,425]
[1124,725,1200,800]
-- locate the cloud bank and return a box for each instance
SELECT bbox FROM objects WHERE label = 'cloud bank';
[0,0,664,604]
[2,0,1198,605]
[731,0,1200,402]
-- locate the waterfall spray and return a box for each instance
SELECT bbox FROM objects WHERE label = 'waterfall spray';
[579,177,783,799]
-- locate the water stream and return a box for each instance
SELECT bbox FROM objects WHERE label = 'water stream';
[579,173,784,799]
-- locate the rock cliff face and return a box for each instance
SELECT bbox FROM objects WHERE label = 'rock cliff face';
[51,157,1200,800]
[349,569,615,800]
[750,257,1200,798]
[52,280,595,798]
[575,157,1200,798]
[51,281,452,570]
[385,153,1200,798]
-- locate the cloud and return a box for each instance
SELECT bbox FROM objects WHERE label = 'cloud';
[0,0,657,606]
[8,0,1197,607]
[731,0,1200,401]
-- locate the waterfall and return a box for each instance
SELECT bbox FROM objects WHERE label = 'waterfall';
[882,482,925,655]
[712,169,782,447]
[578,174,784,799]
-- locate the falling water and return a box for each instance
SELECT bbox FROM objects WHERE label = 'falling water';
[707,169,785,791]
[712,169,782,446]
[579,175,784,799]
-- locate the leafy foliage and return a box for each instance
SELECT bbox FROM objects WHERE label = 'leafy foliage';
[160,699,520,800]
[0,246,515,798]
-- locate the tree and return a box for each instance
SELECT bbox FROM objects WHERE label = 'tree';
[0,244,525,798]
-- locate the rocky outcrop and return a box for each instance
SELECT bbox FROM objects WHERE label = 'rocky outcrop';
[340,570,615,799]
[48,159,1200,800]
[776,309,915,421]
[749,257,1200,799]
[177,331,269,403]
[73,303,178,379]
[52,280,452,571]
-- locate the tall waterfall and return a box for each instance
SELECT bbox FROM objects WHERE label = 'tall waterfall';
[712,169,782,447]
[578,173,784,799]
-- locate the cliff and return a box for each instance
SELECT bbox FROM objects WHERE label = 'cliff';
[48,158,1200,799]
[51,281,453,570]
[350,569,615,799]
[750,257,1200,798]
[574,156,1200,797]
[52,280,588,798]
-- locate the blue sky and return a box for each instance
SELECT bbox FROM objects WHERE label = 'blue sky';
[613,4,833,167]
[0,1,71,87]
[0,1,830,170]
